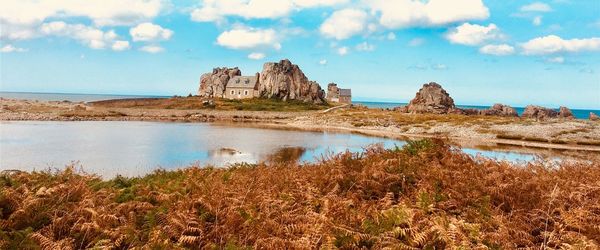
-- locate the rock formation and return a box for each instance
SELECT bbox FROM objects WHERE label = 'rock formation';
[258,59,325,103]
[558,106,574,119]
[522,105,559,119]
[197,59,325,103]
[406,82,456,114]
[198,67,241,98]
[590,112,599,121]
[479,104,519,117]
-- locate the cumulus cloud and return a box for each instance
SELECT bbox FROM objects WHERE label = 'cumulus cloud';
[479,44,515,56]
[216,27,281,50]
[247,52,266,60]
[319,59,328,65]
[130,23,173,42]
[355,42,375,51]
[190,0,348,23]
[366,0,489,29]
[0,0,163,27]
[337,46,349,55]
[139,45,164,53]
[320,9,368,40]
[0,44,27,53]
[445,23,503,46]
[111,40,131,51]
[39,21,129,50]
[521,35,600,55]
[520,2,552,12]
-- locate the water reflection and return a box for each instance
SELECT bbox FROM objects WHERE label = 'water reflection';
[0,121,403,177]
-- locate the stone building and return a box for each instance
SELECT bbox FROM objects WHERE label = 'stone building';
[326,83,352,104]
[224,75,259,99]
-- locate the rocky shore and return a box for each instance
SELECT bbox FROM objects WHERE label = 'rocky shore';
[2,98,599,153]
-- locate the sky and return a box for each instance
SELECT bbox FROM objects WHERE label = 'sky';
[0,0,599,109]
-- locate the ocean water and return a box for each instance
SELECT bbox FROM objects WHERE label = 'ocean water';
[0,91,168,102]
[354,101,600,120]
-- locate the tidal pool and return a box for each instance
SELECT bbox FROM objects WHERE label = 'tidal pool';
[1,121,536,178]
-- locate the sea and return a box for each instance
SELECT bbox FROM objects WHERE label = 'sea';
[1,92,598,119]
[354,101,600,120]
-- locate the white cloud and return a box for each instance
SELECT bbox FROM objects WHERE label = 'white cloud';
[366,0,489,29]
[532,16,542,26]
[320,9,368,40]
[408,38,425,46]
[337,46,349,55]
[217,27,281,50]
[39,21,128,50]
[319,59,328,65]
[479,44,515,56]
[521,35,600,55]
[111,40,130,51]
[0,0,163,27]
[139,45,164,53]
[445,23,503,46]
[520,2,552,12]
[0,44,27,53]
[355,41,375,51]
[387,32,396,40]
[190,0,348,23]
[546,56,564,63]
[130,23,173,42]
[248,52,266,60]
[191,0,294,22]
[293,0,348,8]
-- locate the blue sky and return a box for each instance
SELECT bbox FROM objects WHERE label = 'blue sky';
[1,0,599,109]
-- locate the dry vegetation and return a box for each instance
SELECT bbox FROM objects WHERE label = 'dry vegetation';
[1,139,599,249]
[90,96,330,112]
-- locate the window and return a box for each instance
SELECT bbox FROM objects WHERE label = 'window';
[238,91,241,95]
[230,90,234,95]
[244,90,248,95]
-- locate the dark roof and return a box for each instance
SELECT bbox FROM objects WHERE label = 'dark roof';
[339,88,351,96]
[227,76,257,88]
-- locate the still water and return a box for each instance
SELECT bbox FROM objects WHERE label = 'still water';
[0,121,535,178]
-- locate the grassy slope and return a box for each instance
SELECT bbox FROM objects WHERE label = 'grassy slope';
[90,96,330,112]
[1,140,599,249]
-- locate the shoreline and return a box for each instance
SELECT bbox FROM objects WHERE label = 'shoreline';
[2,98,599,154]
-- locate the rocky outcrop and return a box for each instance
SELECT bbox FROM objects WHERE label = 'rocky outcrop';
[590,112,600,121]
[558,106,574,119]
[480,104,519,117]
[258,59,325,103]
[522,105,559,119]
[198,67,241,98]
[406,82,455,114]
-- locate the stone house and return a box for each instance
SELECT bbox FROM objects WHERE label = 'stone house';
[224,75,259,99]
[326,83,352,104]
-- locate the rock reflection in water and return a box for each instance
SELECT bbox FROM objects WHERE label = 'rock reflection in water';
[265,147,307,164]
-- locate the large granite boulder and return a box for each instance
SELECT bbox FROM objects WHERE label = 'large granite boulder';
[258,59,325,103]
[558,106,574,119]
[406,82,455,114]
[198,67,241,98]
[522,105,559,119]
[480,103,519,117]
[590,112,600,121]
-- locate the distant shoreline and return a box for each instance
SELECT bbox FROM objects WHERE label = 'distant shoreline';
[2,91,599,119]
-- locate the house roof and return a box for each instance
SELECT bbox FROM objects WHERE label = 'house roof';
[227,76,257,89]
[339,88,351,96]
